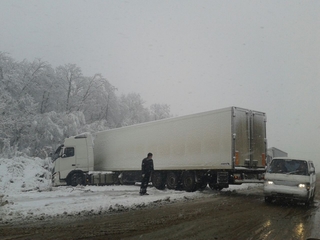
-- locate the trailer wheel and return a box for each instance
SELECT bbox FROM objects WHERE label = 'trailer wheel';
[70,172,84,186]
[152,171,165,190]
[182,171,197,192]
[166,171,179,190]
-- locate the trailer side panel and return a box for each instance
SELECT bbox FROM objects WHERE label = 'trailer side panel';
[93,107,234,171]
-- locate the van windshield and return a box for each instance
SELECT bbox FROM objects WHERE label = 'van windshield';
[268,159,308,175]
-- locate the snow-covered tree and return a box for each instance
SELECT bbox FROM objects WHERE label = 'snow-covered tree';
[56,64,82,113]
[78,75,119,128]
[0,53,38,156]
[28,111,87,157]
[0,52,171,158]
[150,103,172,120]
[118,93,150,126]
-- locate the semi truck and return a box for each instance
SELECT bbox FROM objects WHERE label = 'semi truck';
[52,106,267,192]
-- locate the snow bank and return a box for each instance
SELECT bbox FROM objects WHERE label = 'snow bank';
[0,157,52,194]
[0,157,261,225]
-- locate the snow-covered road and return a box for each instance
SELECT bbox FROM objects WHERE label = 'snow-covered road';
[0,156,259,225]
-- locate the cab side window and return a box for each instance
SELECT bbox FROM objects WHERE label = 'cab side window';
[64,147,74,158]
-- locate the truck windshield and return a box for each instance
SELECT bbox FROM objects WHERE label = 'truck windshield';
[268,159,308,175]
[51,144,64,162]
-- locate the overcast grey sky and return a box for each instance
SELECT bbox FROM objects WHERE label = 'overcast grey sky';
[1,0,320,165]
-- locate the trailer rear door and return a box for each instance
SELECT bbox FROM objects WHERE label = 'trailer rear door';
[250,111,267,167]
[233,108,251,167]
[233,107,266,168]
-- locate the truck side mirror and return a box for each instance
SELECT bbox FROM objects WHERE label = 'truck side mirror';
[309,167,315,174]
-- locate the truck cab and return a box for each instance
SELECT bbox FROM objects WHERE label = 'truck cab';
[264,157,316,205]
[52,133,94,186]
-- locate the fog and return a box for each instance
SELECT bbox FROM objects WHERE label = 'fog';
[1,0,319,166]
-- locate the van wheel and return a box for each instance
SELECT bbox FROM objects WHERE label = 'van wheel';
[311,187,316,202]
[70,172,84,186]
[305,188,316,206]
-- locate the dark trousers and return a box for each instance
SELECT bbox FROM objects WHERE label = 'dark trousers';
[140,172,151,194]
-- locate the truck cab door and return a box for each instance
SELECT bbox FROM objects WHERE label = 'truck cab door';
[59,146,76,179]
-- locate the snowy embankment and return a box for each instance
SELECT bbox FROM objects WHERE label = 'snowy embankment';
[0,157,260,225]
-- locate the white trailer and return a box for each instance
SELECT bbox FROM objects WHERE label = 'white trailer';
[52,106,267,192]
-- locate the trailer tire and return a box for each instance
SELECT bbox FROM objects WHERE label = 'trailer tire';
[70,172,84,186]
[152,171,165,190]
[166,171,179,190]
[182,171,197,192]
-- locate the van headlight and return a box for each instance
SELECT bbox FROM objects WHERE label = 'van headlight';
[298,183,310,190]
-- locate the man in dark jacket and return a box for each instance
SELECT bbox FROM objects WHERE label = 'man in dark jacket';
[139,153,154,195]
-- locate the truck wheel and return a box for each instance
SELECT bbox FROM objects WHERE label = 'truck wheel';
[182,171,196,192]
[70,172,84,186]
[166,172,179,190]
[152,171,165,190]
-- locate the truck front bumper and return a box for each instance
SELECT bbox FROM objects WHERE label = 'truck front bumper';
[52,172,67,187]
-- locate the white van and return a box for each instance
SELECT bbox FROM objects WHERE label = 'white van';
[264,157,316,205]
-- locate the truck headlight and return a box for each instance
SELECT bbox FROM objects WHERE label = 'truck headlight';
[265,181,274,185]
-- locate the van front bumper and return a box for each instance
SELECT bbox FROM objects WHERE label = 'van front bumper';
[264,182,309,202]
